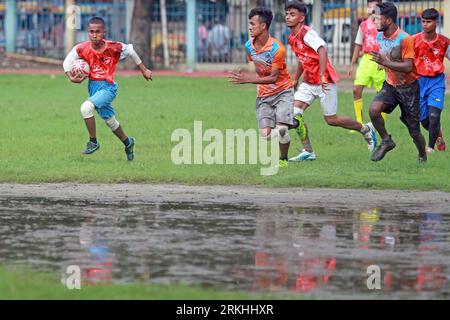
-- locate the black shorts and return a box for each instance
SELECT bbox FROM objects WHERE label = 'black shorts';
[373,80,421,135]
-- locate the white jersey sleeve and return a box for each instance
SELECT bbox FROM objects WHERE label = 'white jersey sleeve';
[120,43,142,65]
[63,46,80,72]
[303,29,326,53]
[355,26,363,46]
[445,45,450,60]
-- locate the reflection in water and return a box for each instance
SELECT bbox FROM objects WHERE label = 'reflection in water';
[252,207,449,298]
[254,208,337,293]
[416,213,447,292]
[78,214,114,285]
[0,197,448,299]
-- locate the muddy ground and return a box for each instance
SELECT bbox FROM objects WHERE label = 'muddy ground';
[1,183,449,213]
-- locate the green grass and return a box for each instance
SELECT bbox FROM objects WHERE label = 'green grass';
[1,74,449,191]
[0,266,290,300]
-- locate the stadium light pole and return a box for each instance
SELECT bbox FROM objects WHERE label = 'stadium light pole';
[160,0,170,68]
[5,0,17,53]
[65,0,77,55]
[311,0,323,38]
[186,0,196,72]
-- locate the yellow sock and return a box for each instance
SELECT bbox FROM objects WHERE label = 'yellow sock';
[381,112,387,122]
[354,99,363,124]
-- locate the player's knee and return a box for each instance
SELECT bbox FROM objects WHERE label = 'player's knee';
[276,125,290,144]
[369,103,383,117]
[293,106,303,117]
[80,100,95,119]
[105,116,120,131]
[353,87,362,99]
[428,109,441,124]
[260,128,272,140]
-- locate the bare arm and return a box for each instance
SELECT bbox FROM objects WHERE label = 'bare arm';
[63,46,85,83]
[371,53,414,73]
[317,46,329,91]
[228,67,280,85]
[293,62,304,89]
[121,44,153,81]
[65,71,85,83]
[349,44,362,76]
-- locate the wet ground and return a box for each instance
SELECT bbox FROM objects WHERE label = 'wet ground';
[0,190,448,299]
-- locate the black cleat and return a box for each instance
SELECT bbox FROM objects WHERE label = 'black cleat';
[371,136,396,161]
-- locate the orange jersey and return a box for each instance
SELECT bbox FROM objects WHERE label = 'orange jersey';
[413,32,450,77]
[377,27,418,86]
[245,37,293,97]
[288,25,339,85]
[76,40,123,83]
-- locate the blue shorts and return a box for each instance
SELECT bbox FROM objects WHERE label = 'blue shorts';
[419,73,445,122]
[88,80,118,120]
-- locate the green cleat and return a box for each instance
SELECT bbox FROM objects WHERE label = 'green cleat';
[125,137,135,161]
[278,159,288,168]
[294,114,307,142]
[82,141,100,155]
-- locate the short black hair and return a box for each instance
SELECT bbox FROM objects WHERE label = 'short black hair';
[422,8,439,20]
[377,2,397,22]
[248,7,273,30]
[88,16,105,28]
[285,0,307,14]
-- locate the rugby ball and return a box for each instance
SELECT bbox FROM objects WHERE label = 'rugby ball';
[71,59,90,77]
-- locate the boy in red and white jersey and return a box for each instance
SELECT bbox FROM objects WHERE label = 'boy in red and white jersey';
[413,8,449,154]
[63,17,153,160]
[285,0,377,162]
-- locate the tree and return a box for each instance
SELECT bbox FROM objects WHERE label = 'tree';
[130,0,153,67]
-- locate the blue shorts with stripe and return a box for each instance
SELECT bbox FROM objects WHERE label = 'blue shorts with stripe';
[419,73,445,122]
[88,80,118,120]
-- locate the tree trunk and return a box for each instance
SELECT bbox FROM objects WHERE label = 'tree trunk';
[129,0,152,67]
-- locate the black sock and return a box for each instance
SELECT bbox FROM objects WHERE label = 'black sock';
[428,106,442,148]
[122,137,130,146]
[90,137,97,144]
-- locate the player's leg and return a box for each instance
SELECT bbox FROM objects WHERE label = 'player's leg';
[320,83,377,151]
[91,84,135,160]
[427,106,442,150]
[398,81,427,162]
[256,97,285,165]
[353,54,372,124]
[372,62,388,122]
[426,74,446,152]
[273,89,295,165]
[80,100,100,154]
[369,82,397,161]
[290,83,315,161]
[419,86,432,154]
[353,85,365,124]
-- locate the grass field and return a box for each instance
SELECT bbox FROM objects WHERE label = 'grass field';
[0,266,287,300]
[1,74,449,191]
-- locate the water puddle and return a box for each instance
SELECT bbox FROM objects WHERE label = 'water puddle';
[0,197,448,299]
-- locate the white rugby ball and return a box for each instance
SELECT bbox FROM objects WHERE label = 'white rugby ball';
[71,59,90,77]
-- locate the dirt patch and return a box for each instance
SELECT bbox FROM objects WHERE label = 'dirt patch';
[1,183,449,213]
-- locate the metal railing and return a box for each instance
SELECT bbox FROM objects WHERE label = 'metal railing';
[2,0,447,67]
[12,0,127,59]
[0,0,5,53]
[323,0,444,67]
